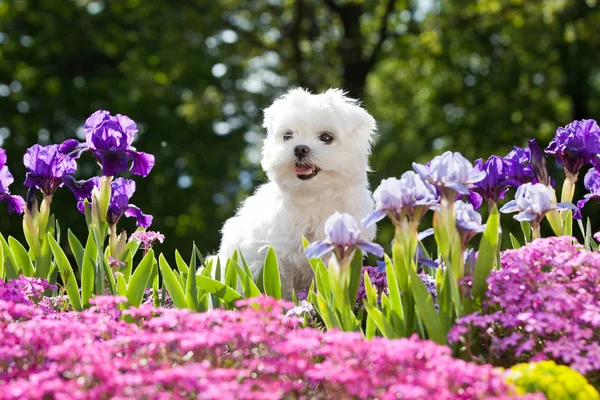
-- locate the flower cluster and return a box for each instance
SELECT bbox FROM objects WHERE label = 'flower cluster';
[449,237,600,381]
[0,148,25,213]
[0,280,539,400]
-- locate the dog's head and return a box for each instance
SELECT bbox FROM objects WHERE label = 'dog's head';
[261,88,376,193]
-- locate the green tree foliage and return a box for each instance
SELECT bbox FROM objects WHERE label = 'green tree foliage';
[1,0,598,256]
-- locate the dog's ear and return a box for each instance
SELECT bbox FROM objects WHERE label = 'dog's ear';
[263,87,313,136]
[323,88,377,141]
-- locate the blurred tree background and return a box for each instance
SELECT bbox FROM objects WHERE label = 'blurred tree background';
[1,0,599,256]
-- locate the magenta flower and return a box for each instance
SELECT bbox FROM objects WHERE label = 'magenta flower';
[306,212,383,260]
[60,110,155,177]
[76,177,152,228]
[449,237,600,380]
[0,279,535,399]
[0,148,25,214]
[545,119,600,176]
[23,144,79,196]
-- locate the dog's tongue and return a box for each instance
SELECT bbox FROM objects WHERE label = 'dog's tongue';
[294,165,314,175]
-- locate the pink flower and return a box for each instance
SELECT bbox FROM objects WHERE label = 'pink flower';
[129,230,165,254]
[0,279,535,399]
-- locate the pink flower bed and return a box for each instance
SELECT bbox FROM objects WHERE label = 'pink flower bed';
[450,236,600,383]
[0,277,540,400]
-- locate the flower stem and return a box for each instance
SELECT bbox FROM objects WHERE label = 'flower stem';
[38,195,53,242]
[561,172,578,204]
[531,221,541,240]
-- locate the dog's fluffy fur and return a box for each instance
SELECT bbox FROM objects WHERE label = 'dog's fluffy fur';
[218,88,377,298]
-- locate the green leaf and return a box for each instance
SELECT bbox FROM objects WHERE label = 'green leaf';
[509,233,521,249]
[185,249,199,311]
[1,233,20,279]
[158,254,187,309]
[224,257,239,292]
[231,258,261,298]
[0,239,4,280]
[520,220,531,243]
[472,205,500,300]
[102,249,117,295]
[67,229,85,274]
[347,249,363,306]
[47,234,82,311]
[116,272,128,298]
[195,275,242,306]
[302,236,321,273]
[175,249,190,276]
[35,237,52,280]
[81,231,96,308]
[127,249,155,307]
[315,292,341,330]
[408,267,446,344]
[364,303,399,339]
[563,209,573,236]
[262,247,282,299]
[314,259,331,304]
[8,236,34,277]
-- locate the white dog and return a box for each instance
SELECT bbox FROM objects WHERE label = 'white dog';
[218,88,377,299]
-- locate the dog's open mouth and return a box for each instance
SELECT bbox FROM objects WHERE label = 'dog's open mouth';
[294,162,320,180]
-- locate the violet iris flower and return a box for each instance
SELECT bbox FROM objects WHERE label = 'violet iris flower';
[0,148,25,214]
[545,119,600,177]
[60,110,155,177]
[362,172,439,227]
[76,177,153,228]
[413,151,485,199]
[503,146,534,186]
[470,156,520,206]
[23,144,79,197]
[306,212,383,260]
[574,168,600,220]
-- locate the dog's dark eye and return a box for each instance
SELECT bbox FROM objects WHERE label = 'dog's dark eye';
[283,132,293,141]
[319,132,334,144]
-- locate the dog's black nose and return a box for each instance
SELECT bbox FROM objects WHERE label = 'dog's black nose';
[294,145,310,158]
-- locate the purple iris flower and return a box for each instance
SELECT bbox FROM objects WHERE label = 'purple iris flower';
[545,119,600,176]
[306,212,383,260]
[470,156,520,207]
[413,151,486,199]
[60,110,155,177]
[503,146,534,186]
[574,168,600,220]
[0,148,25,214]
[362,172,439,227]
[76,177,153,228]
[23,144,78,196]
